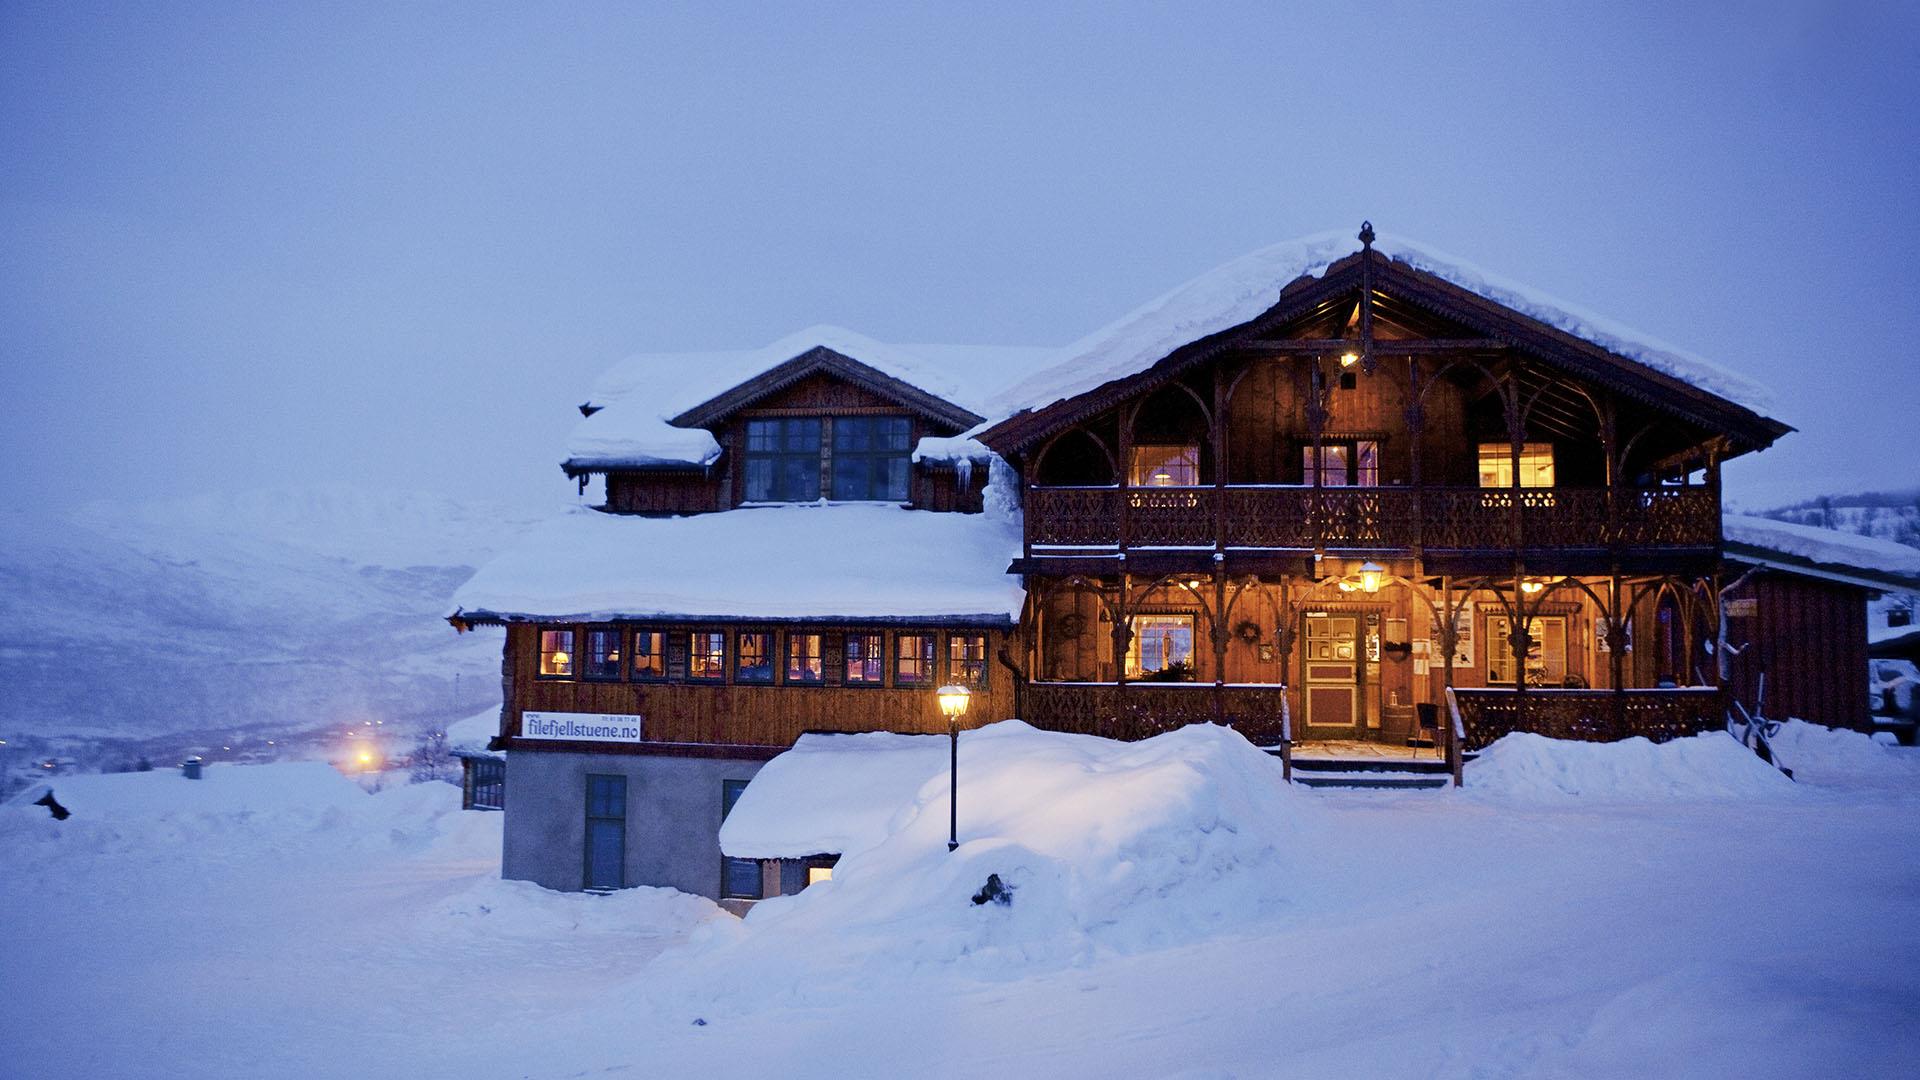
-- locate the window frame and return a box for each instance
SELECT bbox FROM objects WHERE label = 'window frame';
[830,416,912,502]
[785,631,825,686]
[947,632,989,690]
[629,628,667,682]
[894,632,937,688]
[1486,613,1570,687]
[744,417,823,502]
[537,628,577,680]
[1301,438,1381,487]
[583,773,627,891]
[686,630,727,683]
[583,626,624,682]
[843,632,886,688]
[1126,614,1197,679]
[734,630,774,685]
[1478,442,1556,489]
[1128,443,1201,487]
[720,779,763,900]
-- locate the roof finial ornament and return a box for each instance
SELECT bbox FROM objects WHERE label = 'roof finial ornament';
[1358,220,1375,249]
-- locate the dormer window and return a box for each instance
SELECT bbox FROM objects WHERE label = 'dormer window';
[745,419,822,501]
[1129,444,1199,487]
[832,417,910,501]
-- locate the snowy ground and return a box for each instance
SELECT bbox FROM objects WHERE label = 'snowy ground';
[4,730,1918,1080]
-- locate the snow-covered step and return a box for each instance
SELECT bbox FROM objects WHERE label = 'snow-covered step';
[1291,769,1451,790]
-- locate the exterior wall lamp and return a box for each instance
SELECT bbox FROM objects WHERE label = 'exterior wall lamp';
[936,684,971,852]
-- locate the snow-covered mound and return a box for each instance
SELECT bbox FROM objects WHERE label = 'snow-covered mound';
[659,721,1320,1010]
[1766,720,1920,787]
[434,879,726,939]
[1466,731,1796,801]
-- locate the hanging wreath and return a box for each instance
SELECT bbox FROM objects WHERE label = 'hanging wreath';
[1233,619,1264,645]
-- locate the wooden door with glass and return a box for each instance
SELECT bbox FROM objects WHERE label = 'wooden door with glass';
[1302,612,1360,729]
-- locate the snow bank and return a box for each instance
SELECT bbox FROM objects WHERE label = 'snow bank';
[654,721,1321,1009]
[1467,731,1795,801]
[566,326,1055,469]
[1766,720,1920,787]
[997,230,1776,422]
[433,878,726,939]
[451,503,1024,621]
[1724,513,1920,584]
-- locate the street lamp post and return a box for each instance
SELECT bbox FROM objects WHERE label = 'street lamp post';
[936,684,971,852]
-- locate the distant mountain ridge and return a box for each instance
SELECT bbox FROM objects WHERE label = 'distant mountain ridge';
[0,486,554,776]
[1753,487,1920,551]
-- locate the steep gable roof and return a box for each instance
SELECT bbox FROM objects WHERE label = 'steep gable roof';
[979,230,1790,455]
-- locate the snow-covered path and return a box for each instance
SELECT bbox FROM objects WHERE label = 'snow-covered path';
[4,758,1918,1079]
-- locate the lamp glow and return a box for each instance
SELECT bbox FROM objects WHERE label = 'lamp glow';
[936,684,972,719]
[1339,352,1359,368]
[1520,579,1546,595]
[1359,561,1385,594]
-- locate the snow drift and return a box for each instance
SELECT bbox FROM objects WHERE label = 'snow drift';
[1765,719,1920,787]
[1465,730,1797,801]
[661,721,1323,1011]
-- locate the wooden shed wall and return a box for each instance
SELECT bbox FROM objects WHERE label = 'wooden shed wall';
[1724,571,1870,731]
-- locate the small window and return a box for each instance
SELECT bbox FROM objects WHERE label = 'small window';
[1479,443,1555,488]
[832,417,911,501]
[584,628,623,680]
[895,633,936,687]
[1127,615,1195,680]
[1303,440,1378,486]
[745,418,822,502]
[736,631,773,684]
[1487,614,1569,686]
[467,757,504,811]
[539,629,575,678]
[948,632,988,689]
[720,779,762,900]
[785,633,824,685]
[630,630,666,681]
[1129,444,1200,487]
[688,632,726,682]
[844,633,885,686]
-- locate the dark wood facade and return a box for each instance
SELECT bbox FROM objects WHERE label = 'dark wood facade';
[1721,570,1871,731]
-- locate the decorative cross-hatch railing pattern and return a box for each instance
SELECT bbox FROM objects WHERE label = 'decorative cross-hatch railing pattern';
[1022,682,1290,744]
[1450,687,1725,751]
[1026,485,1718,552]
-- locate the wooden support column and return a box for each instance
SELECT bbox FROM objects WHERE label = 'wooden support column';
[1212,363,1229,552]
[1608,571,1627,738]
[1117,402,1136,557]
[1406,355,1425,559]
[1211,569,1229,726]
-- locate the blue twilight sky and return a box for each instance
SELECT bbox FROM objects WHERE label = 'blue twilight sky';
[3,1,1917,515]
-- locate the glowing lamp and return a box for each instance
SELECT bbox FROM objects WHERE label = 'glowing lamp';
[937,685,972,853]
[1339,352,1359,368]
[1358,561,1385,594]
[936,684,972,719]
[1520,579,1546,595]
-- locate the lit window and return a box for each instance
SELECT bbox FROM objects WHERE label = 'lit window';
[844,633,884,686]
[1478,443,1555,488]
[630,630,665,681]
[948,633,988,689]
[1129,444,1200,487]
[1487,615,1569,686]
[584,628,622,680]
[785,633,824,685]
[539,629,575,678]
[895,633,936,687]
[688,632,726,682]
[736,632,773,684]
[1302,440,1379,486]
[745,418,822,502]
[832,417,911,501]
[1126,615,1195,679]
[720,779,761,900]
[807,865,833,887]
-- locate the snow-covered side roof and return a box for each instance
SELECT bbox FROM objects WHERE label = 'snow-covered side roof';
[718,729,950,859]
[1724,513,1920,589]
[566,325,1056,470]
[449,504,1024,622]
[445,707,501,753]
[994,230,1777,424]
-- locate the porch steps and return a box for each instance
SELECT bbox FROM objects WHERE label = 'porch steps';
[1280,753,1462,790]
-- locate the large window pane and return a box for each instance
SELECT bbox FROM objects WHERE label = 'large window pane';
[1478,442,1556,488]
[895,633,935,687]
[736,632,773,683]
[948,633,988,689]
[845,633,884,685]
[539,629,575,678]
[832,417,911,500]
[785,633,824,684]
[1126,616,1195,679]
[630,630,665,681]
[745,419,821,501]
[1129,444,1200,486]
[688,632,726,682]
[584,628,622,680]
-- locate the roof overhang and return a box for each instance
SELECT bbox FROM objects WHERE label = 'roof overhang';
[672,345,986,431]
[1724,540,1920,594]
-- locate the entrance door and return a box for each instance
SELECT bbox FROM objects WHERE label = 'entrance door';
[1303,613,1360,728]
[584,774,626,890]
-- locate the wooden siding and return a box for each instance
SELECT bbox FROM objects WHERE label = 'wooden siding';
[1724,570,1871,731]
[502,622,1016,751]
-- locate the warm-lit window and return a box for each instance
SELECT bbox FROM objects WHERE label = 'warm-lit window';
[1303,440,1379,486]
[539,629,575,678]
[807,865,833,886]
[948,632,988,689]
[720,780,761,900]
[844,633,884,686]
[735,632,773,684]
[1127,615,1195,679]
[832,417,911,501]
[745,418,822,502]
[785,633,824,685]
[1478,442,1555,488]
[630,630,665,681]
[895,633,936,687]
[584,628,622,680]
[1129,444,1200,486]
[1487,615,1568,686]
[688,632,726,682]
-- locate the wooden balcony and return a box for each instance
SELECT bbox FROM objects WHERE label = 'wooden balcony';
[1025,484,1719,555]
[1022,681,1290,745]
[1450,686,1726,751]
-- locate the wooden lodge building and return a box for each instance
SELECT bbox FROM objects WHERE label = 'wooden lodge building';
[447,224,1896,901]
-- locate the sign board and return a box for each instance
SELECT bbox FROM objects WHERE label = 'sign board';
[1725,598,1758,618]
[521,711,644,744]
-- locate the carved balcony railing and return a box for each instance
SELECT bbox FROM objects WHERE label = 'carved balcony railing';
[1026,484,1719,554]
[1022,681,1291,745]
[1450,687,1726,751]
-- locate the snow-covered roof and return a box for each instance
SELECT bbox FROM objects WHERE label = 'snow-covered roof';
[1724,513,1920,589]
[445,707,501,753]
[994,230,1778,425]
[566,325,1056,471]
[718,729,950,859]
[449,504,1024,623]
